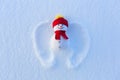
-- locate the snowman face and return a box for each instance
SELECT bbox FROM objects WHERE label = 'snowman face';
[53,24,68,31]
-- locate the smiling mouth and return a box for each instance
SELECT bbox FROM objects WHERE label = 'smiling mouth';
[59,27,63,29]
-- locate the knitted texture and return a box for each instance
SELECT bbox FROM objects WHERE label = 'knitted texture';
[55,30,68,40]
[52,18,68,27]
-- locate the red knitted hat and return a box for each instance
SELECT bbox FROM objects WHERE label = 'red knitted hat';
[52,17,68,28]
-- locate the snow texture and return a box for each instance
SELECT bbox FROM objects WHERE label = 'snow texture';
[32,21,90,69]
[0,0,120,80]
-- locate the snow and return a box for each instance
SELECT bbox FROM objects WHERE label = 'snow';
[0,0,120,80]
[32,21,90,69]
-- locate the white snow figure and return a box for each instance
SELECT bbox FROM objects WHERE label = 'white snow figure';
[50,15,69,53]
[32,15,90,68]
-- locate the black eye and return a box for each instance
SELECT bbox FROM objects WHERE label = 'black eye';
[59,24,63,26]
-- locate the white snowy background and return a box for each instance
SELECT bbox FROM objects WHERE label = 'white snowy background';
[0,0,120,80]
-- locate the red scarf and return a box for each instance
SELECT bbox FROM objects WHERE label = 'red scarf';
[55,30,68,40]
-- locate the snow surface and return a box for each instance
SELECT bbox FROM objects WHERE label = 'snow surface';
[32,21,90,68]
[0,0,120,80]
